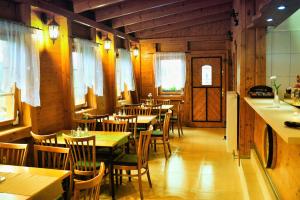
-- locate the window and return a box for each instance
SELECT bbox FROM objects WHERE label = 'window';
[0,40,15,124]
[160,59,184,92]
[201,65,212,86]
[153,52,186,95]
[72,52,87,107]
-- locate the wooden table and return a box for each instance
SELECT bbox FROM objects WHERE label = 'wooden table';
[56,130,131,200]
[161,104,174,111]
[109,115,157,125]
[0,164,70,200]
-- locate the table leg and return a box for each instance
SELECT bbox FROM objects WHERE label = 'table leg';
[110,148,115,200]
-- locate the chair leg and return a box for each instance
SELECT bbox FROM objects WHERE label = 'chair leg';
[115,169,119,186]
[171,121,174,133]
[127,170,131,182]
[163,141,168,160]
[119,169,122,185]
[138,170,144,200]
[167,142,172,155]
[146,168,152,188]
[177,120,180,137]
[154,139,157,152]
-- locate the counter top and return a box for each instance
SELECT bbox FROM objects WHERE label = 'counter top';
[244,97,300,144]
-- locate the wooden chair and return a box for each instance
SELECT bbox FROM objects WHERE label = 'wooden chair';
[86,114,109,131]
[171,101,184,137]
[136,107,152,115]
[102,120,128,132]
[114,115,138,151]
[33,145,70,170]
[31,131,57,146]
[64,135,98,179]
[156,99,171,105]
[73,119,97,131]
[113,126,153,200]
[0,143,28,166]
[145,104,162,129]
[73,162,105,200]
[152,110,172,160]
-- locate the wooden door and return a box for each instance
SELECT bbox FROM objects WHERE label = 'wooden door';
[191,57,225,127]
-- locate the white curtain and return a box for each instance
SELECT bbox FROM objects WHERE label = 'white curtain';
[0,20,41,107]
[73,38,103,101]
[116,48,135,94]
[153,52,186,89]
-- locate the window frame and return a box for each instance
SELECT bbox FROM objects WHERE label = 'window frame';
[0,86,17,127]
[157,58,185,96]
[72,51,89,111]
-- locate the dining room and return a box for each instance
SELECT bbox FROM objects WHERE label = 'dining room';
[0,0,300,200]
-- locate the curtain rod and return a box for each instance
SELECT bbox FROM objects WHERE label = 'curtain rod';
[0,18,42,31]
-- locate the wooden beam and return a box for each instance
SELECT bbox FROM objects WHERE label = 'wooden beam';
[112,0,232,28]
[27,0,138,42]
[125,3,232,34]
[139,35,227,43]
[95,0,185,22]
[135,13,230,38]
[72,0,126,13]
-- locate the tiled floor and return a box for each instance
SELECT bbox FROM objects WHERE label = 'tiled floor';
[101,127,244,200]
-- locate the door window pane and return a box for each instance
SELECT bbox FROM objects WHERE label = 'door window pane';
[202,65,212,86]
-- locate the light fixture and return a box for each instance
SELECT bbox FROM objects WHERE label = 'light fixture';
[133,46,139,57]
[230,8,239,26]
[266,18,273,22]
[277,5,286,10]
[48,17,59,43]
[103,36,112,52]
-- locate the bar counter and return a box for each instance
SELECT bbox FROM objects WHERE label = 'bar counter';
[244,97,300,144]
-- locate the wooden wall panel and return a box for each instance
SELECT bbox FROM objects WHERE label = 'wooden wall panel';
[254,113,300,200]
[190,41,226,51]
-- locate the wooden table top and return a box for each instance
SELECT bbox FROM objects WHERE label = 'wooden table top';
[161,104,174,110]
[56,130,131,148]
[0,164,70,200]
[109,115,157,124]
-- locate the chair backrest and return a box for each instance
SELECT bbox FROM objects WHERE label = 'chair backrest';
[73,162,105,200]
[114,115,137,140]
[34,145,70,170]
[86,114,109,131]
[0,143,28,166]
[31,131,57,146]
[163,110,172,141]
[64,135,96,178]
[137,126,153,168]
[156,99,171,105]
[73,119,97,131]
[102,120,128,132]
[145,104,162,121]
[136,107,152,115]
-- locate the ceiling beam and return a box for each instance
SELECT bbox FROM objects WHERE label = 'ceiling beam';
[28,0,137,41]
[125,3,232,34]
[72,0,127,13]
[112,0,232,28]
[135,13,230,38]
[95,0,185,22]
[139,35,227,43]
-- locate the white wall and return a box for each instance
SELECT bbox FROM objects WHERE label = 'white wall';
[266,9,300,98]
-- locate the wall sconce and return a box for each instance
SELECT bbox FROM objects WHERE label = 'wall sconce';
[133,46,139,57]
[103,36,112,52]
[230,9,239,26]
[48,17,59,43]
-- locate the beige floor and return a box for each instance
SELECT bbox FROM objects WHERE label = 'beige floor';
[101,127,244,200]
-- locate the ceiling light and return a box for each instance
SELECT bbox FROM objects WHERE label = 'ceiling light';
[277,5,286,10]
[266,18,273,22]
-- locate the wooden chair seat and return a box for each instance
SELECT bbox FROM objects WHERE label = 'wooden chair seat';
[113,154,138,166]
[151,130,163,137]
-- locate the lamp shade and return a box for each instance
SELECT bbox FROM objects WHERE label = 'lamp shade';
[133,46,139,57]
[104,37,112,51]
[48,18,59,42]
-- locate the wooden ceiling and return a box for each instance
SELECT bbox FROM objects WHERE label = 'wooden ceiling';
[71,0,233,39]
